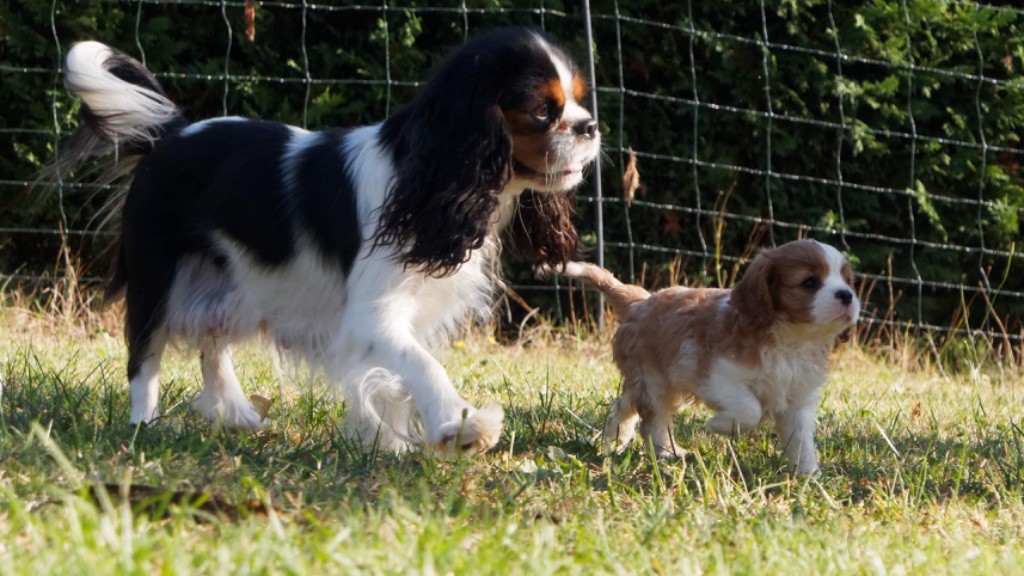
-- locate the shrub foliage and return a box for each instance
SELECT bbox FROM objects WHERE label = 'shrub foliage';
[2,1,1023,329]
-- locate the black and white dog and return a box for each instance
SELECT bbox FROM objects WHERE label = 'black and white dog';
[50,27,600,453]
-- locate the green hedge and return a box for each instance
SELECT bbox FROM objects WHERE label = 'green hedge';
[3,1,1024,331]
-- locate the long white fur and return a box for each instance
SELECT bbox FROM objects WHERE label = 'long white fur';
[65,41,180,145]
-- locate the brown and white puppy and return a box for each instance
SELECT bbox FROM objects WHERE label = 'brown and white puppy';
[555,240,859,473]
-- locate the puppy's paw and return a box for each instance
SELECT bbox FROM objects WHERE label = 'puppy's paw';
[653,444,684,460]
[788,457,821,476]
[707,412,759,437]
[434,404,504,454]
[602,414,639,455]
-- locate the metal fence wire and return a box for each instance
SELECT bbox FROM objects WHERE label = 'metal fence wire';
[3,1,1024,344]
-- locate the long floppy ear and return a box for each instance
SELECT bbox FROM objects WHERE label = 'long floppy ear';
[730,249,776,330]
[374,40,514,278]
[504,190,582,267]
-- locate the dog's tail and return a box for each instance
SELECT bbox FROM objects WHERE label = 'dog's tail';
[549,262,650,317]
[38,41,187,207]
[38,42,188,299]
[64,41,185,151]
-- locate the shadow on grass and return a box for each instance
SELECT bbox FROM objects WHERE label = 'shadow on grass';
[5,348,1024,524]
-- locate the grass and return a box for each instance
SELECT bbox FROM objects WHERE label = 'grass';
[2,307,1024,575]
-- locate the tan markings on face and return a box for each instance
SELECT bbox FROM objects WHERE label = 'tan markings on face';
[504,109,553,173]
[771,240,829,324]
[539,78,565,109]
[572,75,586,101]
[502,77,569,175]
[840,262,854,288]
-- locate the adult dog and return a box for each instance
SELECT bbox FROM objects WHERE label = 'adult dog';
[48,27,600,453]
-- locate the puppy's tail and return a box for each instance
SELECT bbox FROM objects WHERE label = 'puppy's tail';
[547,262,650,317]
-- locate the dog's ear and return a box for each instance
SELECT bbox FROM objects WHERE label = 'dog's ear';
[374,43,513,278]
[730,248,776,330]
[504,190,581,267]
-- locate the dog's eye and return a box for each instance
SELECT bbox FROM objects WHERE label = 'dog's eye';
[531,103,551,123]
[801,277,819,290]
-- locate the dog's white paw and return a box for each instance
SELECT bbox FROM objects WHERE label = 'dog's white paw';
[192,391,266,431]
[433,403,504,454]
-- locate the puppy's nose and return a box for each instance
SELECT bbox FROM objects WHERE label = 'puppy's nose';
[573,119,598,138]
[835,289,853,307]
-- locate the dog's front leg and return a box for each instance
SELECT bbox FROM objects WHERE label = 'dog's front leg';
[774,401,820,474]
[333,328,503,454]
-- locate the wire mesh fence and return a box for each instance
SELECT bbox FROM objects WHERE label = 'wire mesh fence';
[3,0,1024,345]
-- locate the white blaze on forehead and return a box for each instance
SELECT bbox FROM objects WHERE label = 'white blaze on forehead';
[810,240,860,325]
[814,241,847,278]
[533,32,592,123]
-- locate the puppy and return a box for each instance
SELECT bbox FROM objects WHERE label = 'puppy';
[555,240,859,473]
[45,27,600,453]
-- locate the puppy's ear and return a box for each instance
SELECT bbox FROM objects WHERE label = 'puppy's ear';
[504,190,581,267]
[375,43,513,277]
[730,249,776,330]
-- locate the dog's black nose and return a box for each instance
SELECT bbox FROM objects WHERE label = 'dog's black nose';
[573,119,598,138]
[835,289,853,306]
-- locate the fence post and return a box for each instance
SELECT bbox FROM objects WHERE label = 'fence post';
[582,0,605,329]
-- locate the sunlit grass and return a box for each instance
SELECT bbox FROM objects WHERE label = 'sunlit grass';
[2,308,1024,574]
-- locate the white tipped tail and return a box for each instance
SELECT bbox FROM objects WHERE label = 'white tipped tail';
[65,41,180,145]
[34,41,186,246]
[546,261,651,317]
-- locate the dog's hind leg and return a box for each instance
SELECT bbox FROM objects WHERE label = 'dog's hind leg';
[125,257,174,425]
[636,378,685,459]
[127,330,168,425]
[192,335,265,430]
[603,379,640,453]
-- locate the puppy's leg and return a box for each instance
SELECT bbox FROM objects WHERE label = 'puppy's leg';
[700,378,762,437]
[192,336,265,430]
[774,400,820,474]
[333,329,502,454]
[603,388,639,453]
[637,385,684,459]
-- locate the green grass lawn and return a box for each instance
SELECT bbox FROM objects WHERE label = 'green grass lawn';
[2,309,1024,574]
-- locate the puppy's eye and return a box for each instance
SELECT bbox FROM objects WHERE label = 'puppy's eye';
[531,103,551,123]
[801,277,819,290]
